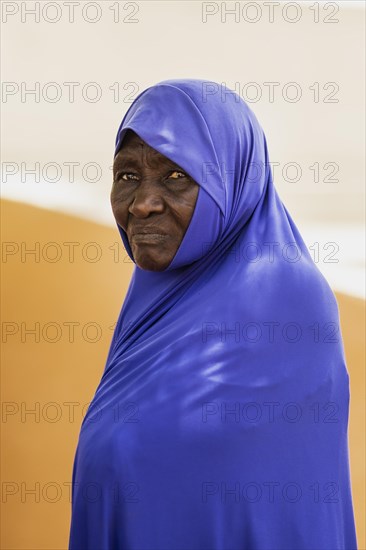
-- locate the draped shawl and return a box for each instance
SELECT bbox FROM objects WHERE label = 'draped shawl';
[69,78,357,550]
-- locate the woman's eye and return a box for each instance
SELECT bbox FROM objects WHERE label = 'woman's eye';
[114,170,187,183]
[115,172,138,181]
[169,170,187,179]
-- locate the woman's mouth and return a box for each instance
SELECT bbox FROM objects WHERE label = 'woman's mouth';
[131,233,168,244]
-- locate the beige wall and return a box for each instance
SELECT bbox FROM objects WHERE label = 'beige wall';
[2,2,365,226]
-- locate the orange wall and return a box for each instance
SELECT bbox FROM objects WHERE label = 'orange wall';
[2,199,364,549]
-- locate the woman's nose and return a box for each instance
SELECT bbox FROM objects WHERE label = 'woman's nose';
[128,178,165,217]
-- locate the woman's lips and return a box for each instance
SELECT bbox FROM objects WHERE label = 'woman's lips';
[131,233,168,244]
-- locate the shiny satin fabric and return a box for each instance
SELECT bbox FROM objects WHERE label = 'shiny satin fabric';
[68,79,358,550]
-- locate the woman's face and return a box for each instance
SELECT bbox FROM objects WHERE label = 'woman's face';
[111,130,200,271]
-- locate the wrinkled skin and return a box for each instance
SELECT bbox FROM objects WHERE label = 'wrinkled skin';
[111,130,200,271]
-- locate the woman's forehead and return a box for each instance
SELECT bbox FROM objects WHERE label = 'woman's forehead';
[114,130,179,166]
[114,141,179,169]
[119,129,145,148]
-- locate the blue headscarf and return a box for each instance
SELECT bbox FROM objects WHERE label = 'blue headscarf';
[69,79,357,550]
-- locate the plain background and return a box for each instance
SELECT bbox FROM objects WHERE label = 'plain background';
[1,1,365,548]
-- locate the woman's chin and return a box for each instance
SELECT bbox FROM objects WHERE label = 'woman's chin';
[135,254,172,272]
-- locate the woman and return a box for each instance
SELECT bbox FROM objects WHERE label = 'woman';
[68,79,358,549]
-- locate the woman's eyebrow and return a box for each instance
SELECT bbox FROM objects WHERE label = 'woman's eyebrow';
[113,154,139,169]
[114,154,183,170]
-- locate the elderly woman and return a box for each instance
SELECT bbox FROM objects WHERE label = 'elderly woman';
[68,79,357,550]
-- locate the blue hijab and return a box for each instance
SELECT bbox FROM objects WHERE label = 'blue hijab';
[69,79,357,550]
